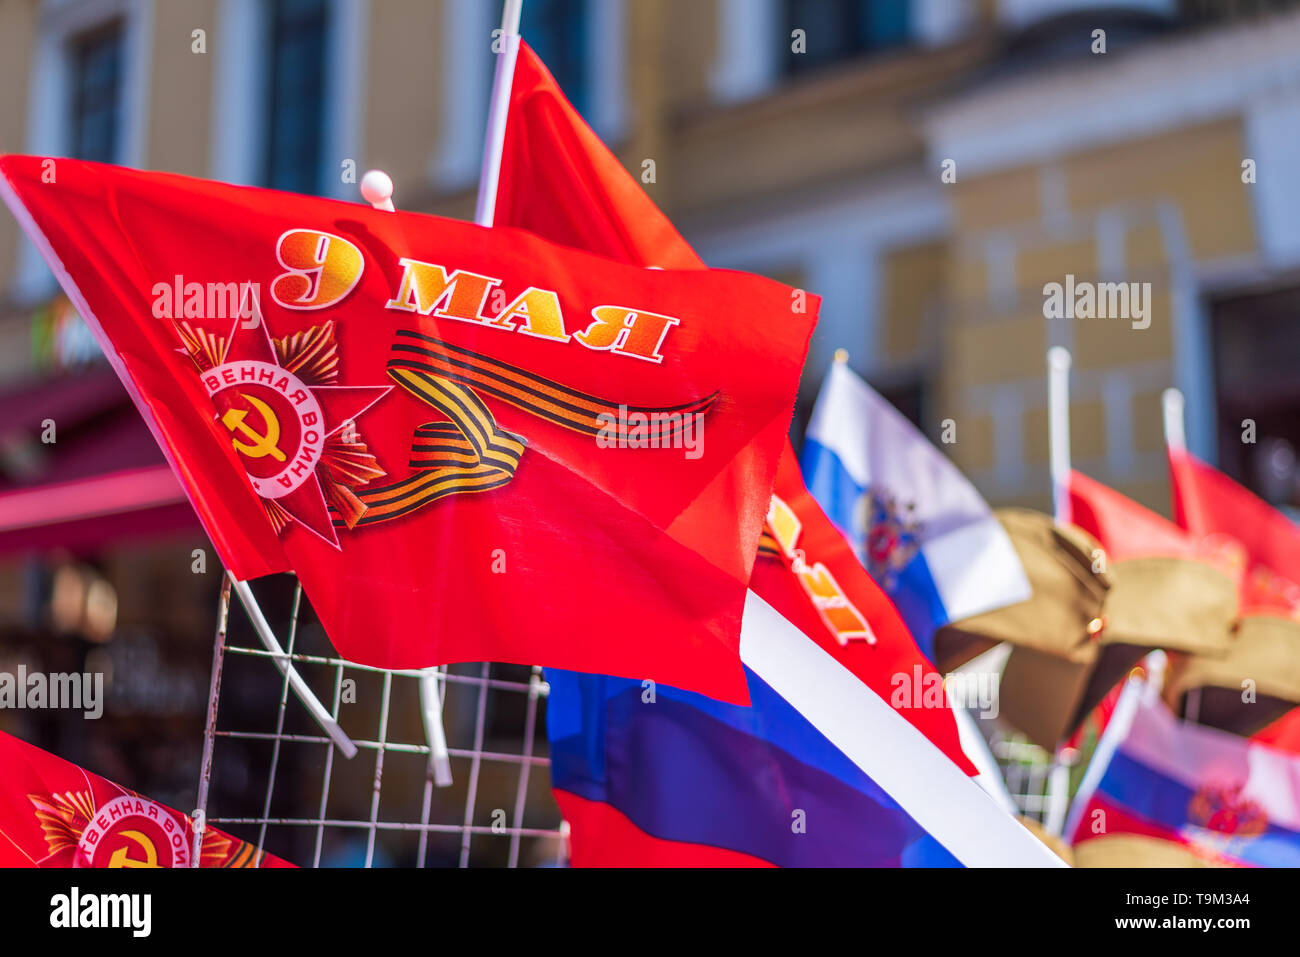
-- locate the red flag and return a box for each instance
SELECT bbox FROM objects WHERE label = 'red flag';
[0,731,291,867]
[758,448,972,770]
[1169,449,1300,751]
[497,41,971,772]
[1065,469,1245,751]
[1069,468,1245,572]
[498,45,705,271]
[1,155,818,704]
[1169,449,1300,617]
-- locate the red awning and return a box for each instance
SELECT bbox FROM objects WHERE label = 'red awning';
[3,367,199,557]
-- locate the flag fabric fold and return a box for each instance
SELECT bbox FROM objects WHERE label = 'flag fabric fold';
[1,153,818,703]
[802,361,1031,663]
[0,731,291,868]
[498,44,706,271]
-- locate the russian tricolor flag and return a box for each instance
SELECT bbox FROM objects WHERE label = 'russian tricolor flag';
[801,361,1031,662]
[1068,676,1300,867]
[548,592,1065,868]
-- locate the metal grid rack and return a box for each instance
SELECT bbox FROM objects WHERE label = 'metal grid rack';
[191,575,568,868]
[992,733,1059,824]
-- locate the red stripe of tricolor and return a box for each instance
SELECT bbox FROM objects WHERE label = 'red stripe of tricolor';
[554,791,775,868]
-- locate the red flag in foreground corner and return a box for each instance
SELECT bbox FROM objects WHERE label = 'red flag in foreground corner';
[1,155,819,704]
[499,41,972,769]
[0,731,292,867]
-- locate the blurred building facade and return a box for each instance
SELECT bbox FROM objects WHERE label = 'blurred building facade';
[2,0,1300,861]
[3,0,1300,509]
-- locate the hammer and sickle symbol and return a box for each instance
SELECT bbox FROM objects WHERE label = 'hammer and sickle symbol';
[107,830,161,868]
[221,392,286,462]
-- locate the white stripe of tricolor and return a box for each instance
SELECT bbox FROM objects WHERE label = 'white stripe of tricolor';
[740,590,1065,867]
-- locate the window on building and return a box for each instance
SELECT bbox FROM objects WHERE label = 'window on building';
[69,22,124,163]
[264,0,330,194]
[522,0,589,117]
[782,0,911,76]
[1210,283,1300,518]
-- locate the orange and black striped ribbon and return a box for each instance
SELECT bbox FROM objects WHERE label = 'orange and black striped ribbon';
[337,333,716,527]
[388,330,716,439]
[221,840,267,868]
[757,526,782,559]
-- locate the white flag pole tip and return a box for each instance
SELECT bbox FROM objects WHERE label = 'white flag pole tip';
[1047,347,1073,525]
[230,579,358,759]
[419,669,454,787]
[1162,387,1187,452]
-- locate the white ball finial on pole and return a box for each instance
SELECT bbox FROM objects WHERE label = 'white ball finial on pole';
[1047,347,1073,525]
[360,169,395,211]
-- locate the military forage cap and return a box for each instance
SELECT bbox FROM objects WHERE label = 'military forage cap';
[934,509,1238,750]
[1164,613,1300,737]
[1073,834,1226,868]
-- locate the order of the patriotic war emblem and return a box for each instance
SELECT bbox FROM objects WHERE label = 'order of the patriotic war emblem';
[174,300,391,547]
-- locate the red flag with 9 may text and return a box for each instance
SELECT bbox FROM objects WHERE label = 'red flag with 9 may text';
[0,155,817,704]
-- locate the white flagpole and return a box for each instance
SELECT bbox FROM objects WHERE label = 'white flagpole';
[231,578,358,758]
[1162,387,1187,454]
[419,669,454,786]
[1044,346,1074,835]
[1047,346,1073,525]
[1161,388,1191,720]
[474,0,524,228]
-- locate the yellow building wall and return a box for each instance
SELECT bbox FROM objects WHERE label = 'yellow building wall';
[0,0,37,295]
[366,0,444,204]
[146,0,217,177]
[940,117,1259,514]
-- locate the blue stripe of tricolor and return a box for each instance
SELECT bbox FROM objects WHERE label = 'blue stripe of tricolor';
[546,667,961,867]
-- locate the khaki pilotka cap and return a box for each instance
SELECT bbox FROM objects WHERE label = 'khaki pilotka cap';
[1073,834,1226,868]
[932,509,1239,750]
[1163,614,1300,736]
[1019,816,1074,866]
